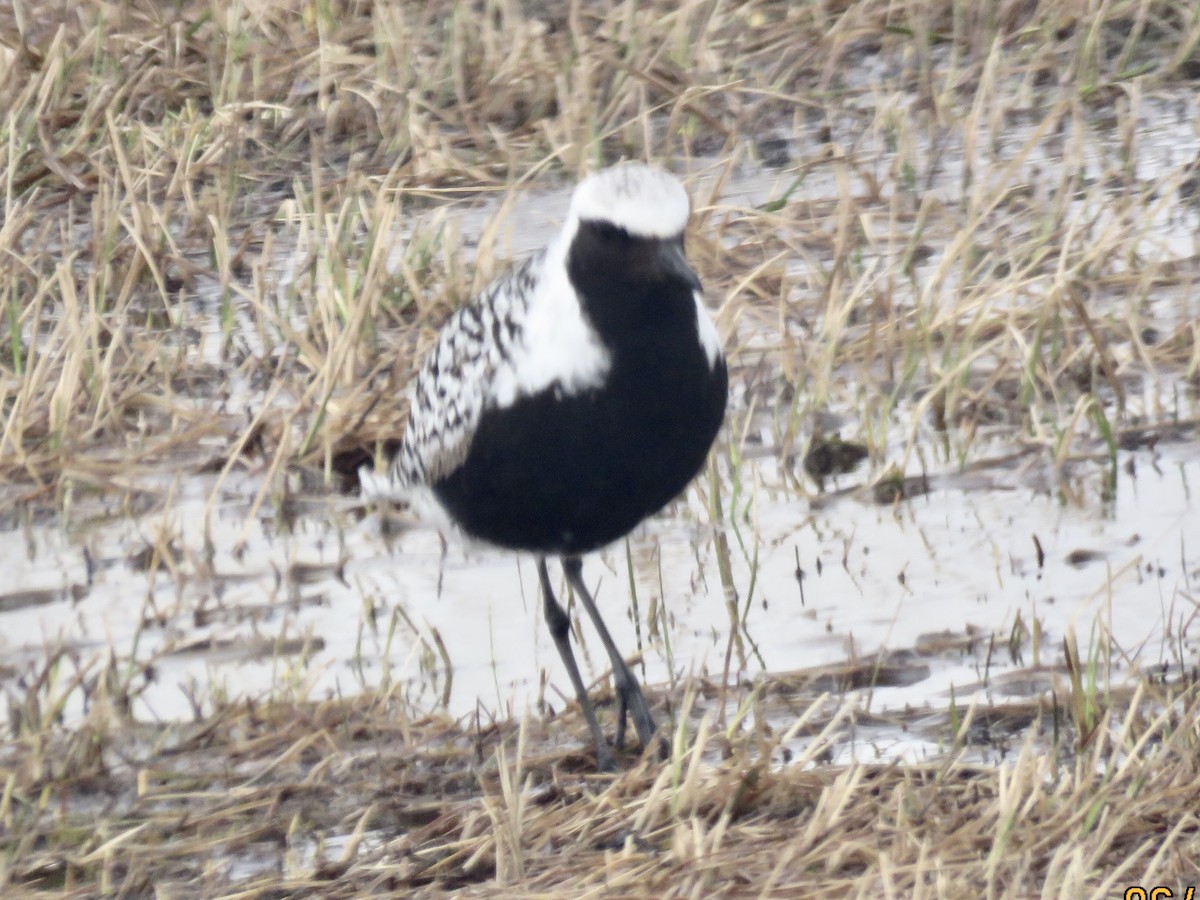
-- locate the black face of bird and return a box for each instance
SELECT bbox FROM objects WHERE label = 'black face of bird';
[570,219,702,299]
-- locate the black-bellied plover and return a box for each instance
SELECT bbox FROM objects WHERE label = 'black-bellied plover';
[369,163,727,769]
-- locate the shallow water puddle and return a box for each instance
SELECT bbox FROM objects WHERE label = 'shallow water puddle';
[1,432,1195,763]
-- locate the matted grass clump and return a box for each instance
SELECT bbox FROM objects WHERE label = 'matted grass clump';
[3,0,1200,895]
[2,677,1199,896]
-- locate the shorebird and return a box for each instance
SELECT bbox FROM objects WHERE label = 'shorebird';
[369,163,727,769]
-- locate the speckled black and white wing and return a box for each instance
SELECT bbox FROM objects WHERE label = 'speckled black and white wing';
[386,252,543,492]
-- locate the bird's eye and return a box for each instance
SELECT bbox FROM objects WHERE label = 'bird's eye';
[591,221,633,243]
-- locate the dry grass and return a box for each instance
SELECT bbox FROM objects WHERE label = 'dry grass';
[3,0,1200,894]
[2,0,1197,500]
[2,673,1198,896]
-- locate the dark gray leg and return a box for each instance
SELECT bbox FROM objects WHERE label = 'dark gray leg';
[538,557,616,771]
[563,556,659,751]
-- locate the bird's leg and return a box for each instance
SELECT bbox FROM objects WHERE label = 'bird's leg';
[538,557,616,771]
[563,556,660,753]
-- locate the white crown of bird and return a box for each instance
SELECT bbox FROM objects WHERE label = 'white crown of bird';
[568,164,690,239]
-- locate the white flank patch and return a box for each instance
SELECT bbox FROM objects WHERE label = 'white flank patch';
[403,483,457,532]
[570,164,690,239]
[491,219,611,408]
[358,466,398,500]
[358,468,468,541]
[694,291,723,368]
